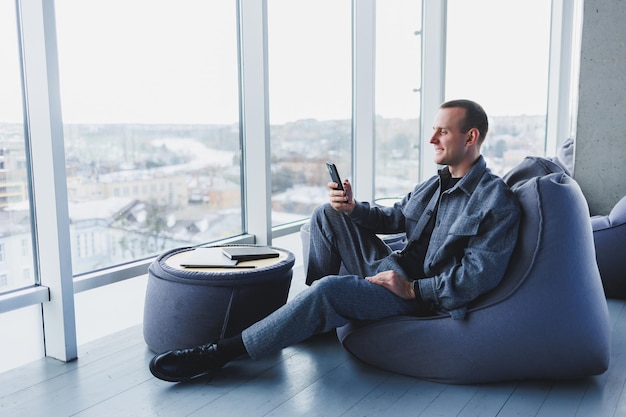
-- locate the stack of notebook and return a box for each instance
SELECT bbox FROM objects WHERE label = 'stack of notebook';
[178,246,278,268]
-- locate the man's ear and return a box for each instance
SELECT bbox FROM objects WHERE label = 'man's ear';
[465,128,479,146]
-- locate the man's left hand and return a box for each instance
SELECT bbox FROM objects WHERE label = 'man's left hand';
[366,270,415,300]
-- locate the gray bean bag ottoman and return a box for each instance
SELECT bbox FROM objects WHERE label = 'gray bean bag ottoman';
[592,195,626,299]
[334,157,611,383]
[144,246,295,353]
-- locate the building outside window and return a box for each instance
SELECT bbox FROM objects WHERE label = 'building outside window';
[446,0,552,176]
[55,0,242,275]
[0,0,36,292]
[375,0,423,200]
[267,0,353,227]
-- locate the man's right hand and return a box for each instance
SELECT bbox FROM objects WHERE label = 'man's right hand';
[328,179,355,215]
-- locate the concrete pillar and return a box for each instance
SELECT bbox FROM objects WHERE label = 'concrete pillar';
[575,0,626,215]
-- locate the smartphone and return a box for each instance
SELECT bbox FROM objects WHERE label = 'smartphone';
[326,162,344,191]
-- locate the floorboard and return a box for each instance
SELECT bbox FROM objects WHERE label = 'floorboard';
[456,383,518,417]
[576,299,626,417]
[1,272,626,417]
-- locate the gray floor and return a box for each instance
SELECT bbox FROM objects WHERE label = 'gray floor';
[2,268,626,417]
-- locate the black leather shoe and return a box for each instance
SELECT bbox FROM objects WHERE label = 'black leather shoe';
[149,343,227,382]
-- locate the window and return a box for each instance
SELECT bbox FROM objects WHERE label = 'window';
[375,0,423,199]
[445,0,552,176]
[20,238,29,257]
[0,0,37,292]
[55,0,242,275]
[267,0,352,226]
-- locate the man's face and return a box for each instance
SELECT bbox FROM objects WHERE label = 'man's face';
[429,107,470,169]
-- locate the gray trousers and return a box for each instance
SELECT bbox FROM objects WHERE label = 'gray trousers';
[241,204,419,359]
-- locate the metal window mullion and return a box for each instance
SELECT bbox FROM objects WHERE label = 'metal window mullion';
[18,0,77,362]
[352,0,375,203]
[239,0,272,245]
[546,0,577,156]
[420,0,446,180]
[0,286,49,314]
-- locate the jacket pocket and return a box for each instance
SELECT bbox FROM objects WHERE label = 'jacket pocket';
[448,215,482,237]
[401,196,427,222]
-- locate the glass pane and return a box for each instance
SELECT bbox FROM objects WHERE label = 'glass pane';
[375,0,422,199]
[55,0,241,275]
[0,1,37,292]
[446,0,551,176]
[268,0,352,226]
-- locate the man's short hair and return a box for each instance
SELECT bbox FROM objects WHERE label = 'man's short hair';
[440,99,489,143]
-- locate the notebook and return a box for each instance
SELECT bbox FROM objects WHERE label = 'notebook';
[178,247,240,268]
[221,246,279,261]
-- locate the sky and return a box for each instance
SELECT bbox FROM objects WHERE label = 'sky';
[1,0,552,125]
[444,0,551,117]
[0,0,24,123]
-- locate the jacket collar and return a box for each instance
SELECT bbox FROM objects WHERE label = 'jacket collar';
[437,155,487,197]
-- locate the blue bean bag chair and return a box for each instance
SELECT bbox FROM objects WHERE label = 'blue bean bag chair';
[592,195,626,299]
[334,157,611,383]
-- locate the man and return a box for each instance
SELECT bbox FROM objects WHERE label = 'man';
[149,99,521,383]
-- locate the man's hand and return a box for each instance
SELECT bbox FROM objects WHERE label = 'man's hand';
[329,179,355,215]
[366,270,415,300]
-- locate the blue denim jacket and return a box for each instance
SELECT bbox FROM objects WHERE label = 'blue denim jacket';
[349,156,520,319]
